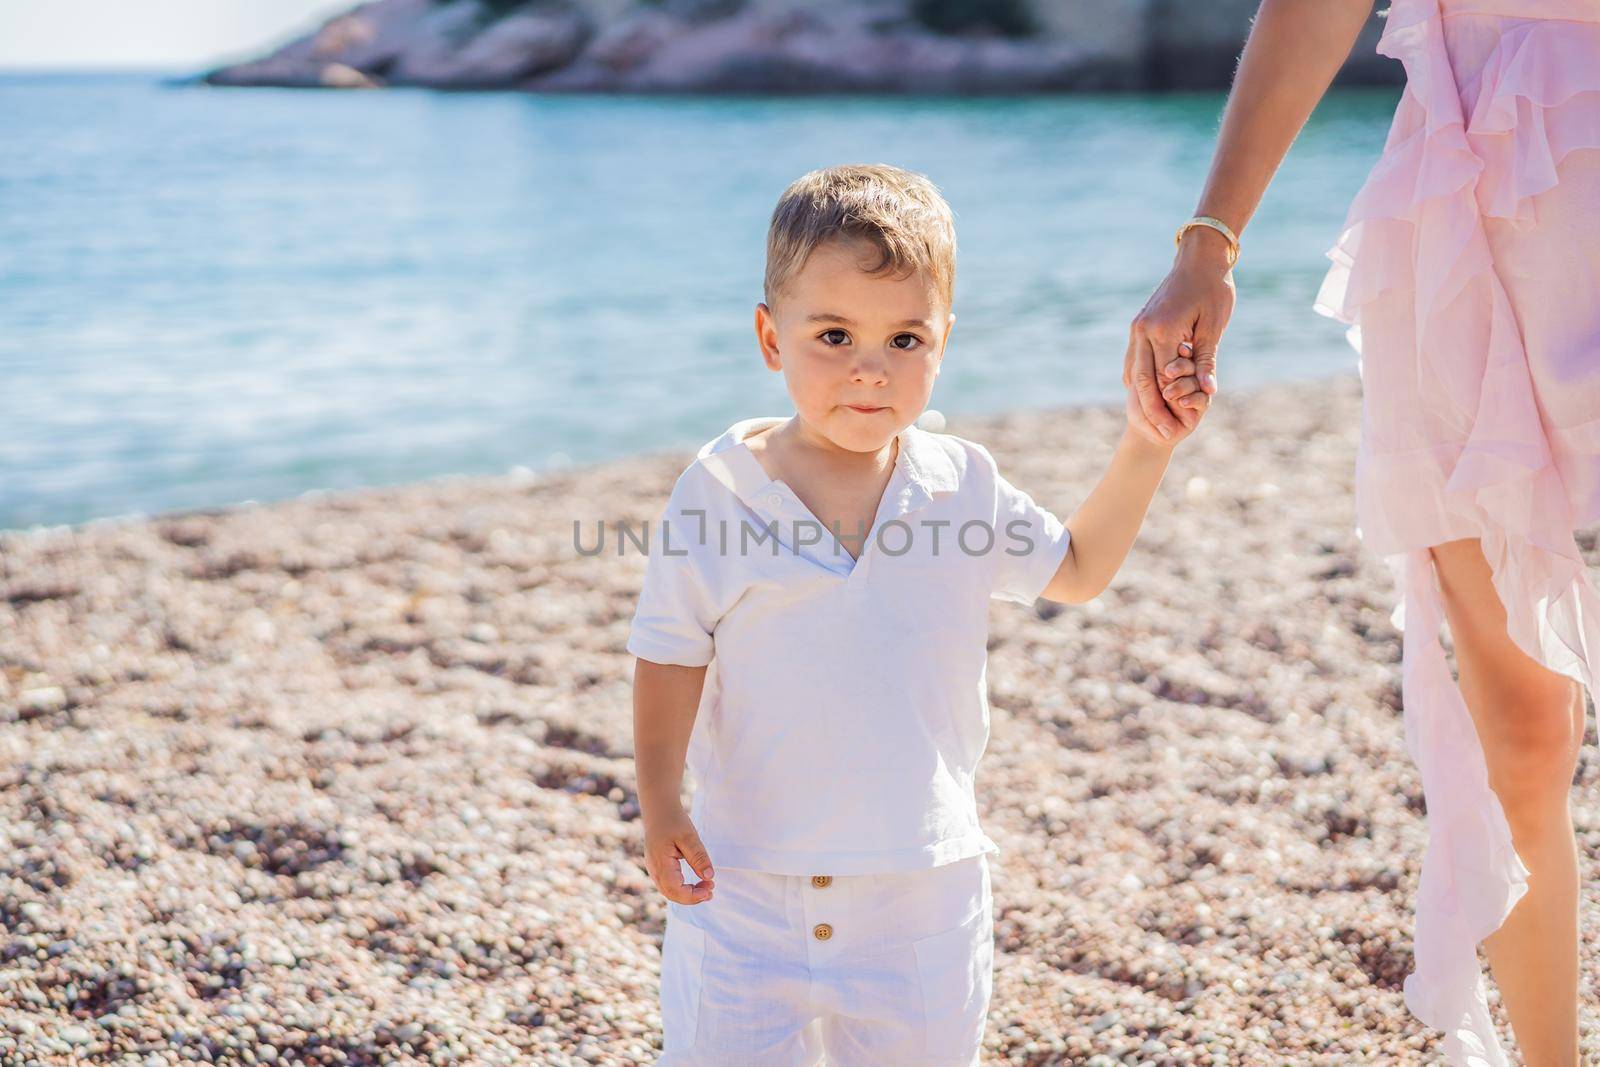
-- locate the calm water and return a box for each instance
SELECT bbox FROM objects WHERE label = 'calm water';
[0,72,1398,532]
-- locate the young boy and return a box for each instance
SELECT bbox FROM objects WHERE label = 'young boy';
[627,164,1208,1066]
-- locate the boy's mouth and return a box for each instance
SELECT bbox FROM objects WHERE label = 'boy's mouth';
[845,404,887,413]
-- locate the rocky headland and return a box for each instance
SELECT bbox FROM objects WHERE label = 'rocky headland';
[202,0,1404,95]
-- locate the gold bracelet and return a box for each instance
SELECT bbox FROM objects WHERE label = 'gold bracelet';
[1174,215,1240,266]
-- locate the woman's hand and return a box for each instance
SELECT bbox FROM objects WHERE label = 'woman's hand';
[1124,228,1235,445]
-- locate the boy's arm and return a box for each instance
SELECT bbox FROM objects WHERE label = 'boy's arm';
[633,657,716,904]
[1039,429,1173,604]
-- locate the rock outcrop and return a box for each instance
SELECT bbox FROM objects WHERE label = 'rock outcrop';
[203,0,1402,94]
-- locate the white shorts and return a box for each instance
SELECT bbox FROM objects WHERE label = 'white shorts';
[656,853,993,1067]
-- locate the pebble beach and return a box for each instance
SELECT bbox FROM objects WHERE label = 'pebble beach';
[2,372,1597,1066]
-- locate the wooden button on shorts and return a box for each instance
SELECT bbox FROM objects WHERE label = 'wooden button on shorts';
[656,854,993,1066]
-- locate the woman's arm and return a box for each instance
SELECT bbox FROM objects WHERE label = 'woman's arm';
[1126,0,1379,443]
[1191,0,1381,250]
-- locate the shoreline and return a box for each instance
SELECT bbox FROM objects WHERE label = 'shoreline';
[2,372,1597,1063]
[2,369,1365,545]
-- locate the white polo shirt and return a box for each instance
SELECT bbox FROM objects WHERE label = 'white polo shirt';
[625,415,1073,876]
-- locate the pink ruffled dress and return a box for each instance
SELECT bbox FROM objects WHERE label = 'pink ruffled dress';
[1313,1,1600,1063]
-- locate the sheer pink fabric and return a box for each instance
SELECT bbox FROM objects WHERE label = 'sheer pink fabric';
[1313,1,1600,1063]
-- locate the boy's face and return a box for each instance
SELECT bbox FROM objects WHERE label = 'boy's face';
[755,238,953,456]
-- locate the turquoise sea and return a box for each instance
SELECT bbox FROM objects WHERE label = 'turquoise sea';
[0,72,1399,532]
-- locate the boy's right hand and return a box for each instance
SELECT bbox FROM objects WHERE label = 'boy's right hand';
[643,803,715,904]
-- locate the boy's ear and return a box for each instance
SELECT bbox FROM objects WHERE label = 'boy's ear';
[755,302,782,370]
[935,311,956,373]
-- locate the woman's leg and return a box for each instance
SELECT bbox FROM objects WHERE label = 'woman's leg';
[1427,537,1586,1066]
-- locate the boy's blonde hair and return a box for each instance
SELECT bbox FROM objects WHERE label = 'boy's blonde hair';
[763,164,956,312]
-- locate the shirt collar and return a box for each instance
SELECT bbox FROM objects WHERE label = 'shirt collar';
[695,415,959,515]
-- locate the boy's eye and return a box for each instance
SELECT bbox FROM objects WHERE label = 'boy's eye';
[891,334,922,350]
[820,329,850,346]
